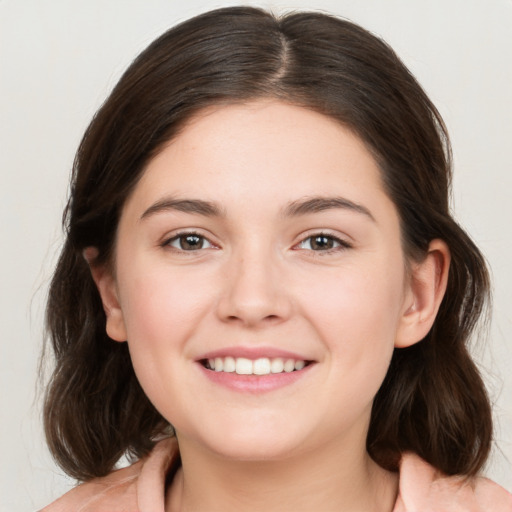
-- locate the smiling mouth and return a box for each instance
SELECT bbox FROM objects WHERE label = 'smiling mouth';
[201,357,312,375]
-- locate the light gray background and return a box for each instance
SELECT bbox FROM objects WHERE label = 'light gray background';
[1,0,511,510]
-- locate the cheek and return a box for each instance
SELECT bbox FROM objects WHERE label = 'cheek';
[299,259,404,381]
[116,260,216,361]
[303,259,404,335]
[114,260,220,423]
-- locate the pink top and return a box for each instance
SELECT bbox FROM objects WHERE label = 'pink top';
[41,438,512,512]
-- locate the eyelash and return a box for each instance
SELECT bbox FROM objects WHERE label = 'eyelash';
[161,231,352,254]
[162,231,215,252]
[295,232,352,255]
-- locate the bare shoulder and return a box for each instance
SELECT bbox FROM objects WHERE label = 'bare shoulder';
[39,438,179,512]
[394,452,512,512]
[39,460,142,512]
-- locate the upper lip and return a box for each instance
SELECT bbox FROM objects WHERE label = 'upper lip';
[197,346,312,361]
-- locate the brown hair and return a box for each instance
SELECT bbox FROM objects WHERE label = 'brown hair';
[43,6,492,481]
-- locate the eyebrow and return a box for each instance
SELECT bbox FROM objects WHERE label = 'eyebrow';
[283,196,376,222]
[140,197,225,220]
[140,195,375,222]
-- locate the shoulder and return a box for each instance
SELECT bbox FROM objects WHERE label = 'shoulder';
[40,438,179,512]
[39,462,141,512]
[394,452,512,512]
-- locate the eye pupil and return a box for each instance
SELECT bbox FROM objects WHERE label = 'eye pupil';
[311,235,334,250]
[181,234,203,250]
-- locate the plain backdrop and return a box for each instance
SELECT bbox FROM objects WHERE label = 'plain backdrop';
[1,0,511,509]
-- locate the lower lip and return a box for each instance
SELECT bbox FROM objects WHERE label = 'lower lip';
[197,363,315,393]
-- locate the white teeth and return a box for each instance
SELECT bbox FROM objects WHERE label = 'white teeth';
[207,357,308,375]
[253,358,271,375]
[270,358,284,373]
[235,357,253,375]
[284,359,295,372]
[223,356,236,373]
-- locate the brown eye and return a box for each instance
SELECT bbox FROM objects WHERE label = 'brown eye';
[310,235,334,250]
[167,233,212,251]
[298,234,348,251]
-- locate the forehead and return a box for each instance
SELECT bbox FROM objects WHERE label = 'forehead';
[124,100,394,219]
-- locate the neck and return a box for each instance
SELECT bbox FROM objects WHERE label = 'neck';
[166,434,398,512]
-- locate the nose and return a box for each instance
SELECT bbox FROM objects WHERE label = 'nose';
[216,245,293,328]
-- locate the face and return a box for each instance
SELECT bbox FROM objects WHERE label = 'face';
[100,101,422,461]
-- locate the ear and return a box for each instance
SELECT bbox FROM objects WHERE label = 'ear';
[83,247,128,342]
[395,239,450,348]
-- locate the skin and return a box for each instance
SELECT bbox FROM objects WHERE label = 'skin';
[90,100,450,511]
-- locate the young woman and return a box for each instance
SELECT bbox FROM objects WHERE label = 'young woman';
[41,6,511,511]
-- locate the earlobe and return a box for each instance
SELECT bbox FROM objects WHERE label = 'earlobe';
[83,247,128,342]
[395,239,451,348]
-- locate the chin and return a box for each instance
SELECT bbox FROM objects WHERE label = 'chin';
[179,416,308,462]
[211,436,301,462]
